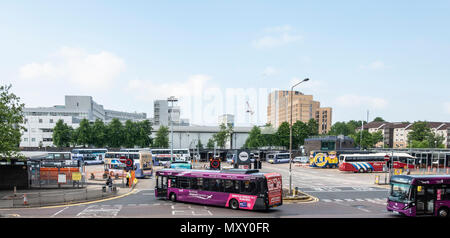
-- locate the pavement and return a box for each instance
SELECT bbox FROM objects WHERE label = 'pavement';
[0,174,135,209]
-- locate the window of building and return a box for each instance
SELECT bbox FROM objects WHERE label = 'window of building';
[38,119,43,123]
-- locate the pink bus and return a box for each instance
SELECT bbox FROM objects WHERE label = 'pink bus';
[155,169,283,210]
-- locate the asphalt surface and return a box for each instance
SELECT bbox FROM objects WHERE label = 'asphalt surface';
[0,162,399,218]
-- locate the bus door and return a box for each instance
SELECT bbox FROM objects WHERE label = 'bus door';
[156,175,168,198]
[415,185,436,215]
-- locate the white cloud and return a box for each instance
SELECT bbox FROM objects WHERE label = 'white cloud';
[127,74,212,102]
[262,66,277,77]
[19,47,126,90]
[252,25,302,49]
[444,102,450,114]
[336,94,388,109]
[360,60,386,70]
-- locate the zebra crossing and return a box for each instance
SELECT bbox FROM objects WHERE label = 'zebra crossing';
[320,197,387,205]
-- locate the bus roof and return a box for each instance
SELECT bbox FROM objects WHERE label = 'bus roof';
[156,168,272,180]
[341,152,415,157]
[391,175,450,185]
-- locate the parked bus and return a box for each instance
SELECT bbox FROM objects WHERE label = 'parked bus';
[71,148,108,165]
[309,151,339,168]
[267,153,291,164]
[338,152,416,173]
[387,175,450,217]
[155,169,282,210]
[104,151,153,178]
[151,149,190,166]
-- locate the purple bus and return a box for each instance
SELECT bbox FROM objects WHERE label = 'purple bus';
[155,169,283,210]
[387,175,450,217]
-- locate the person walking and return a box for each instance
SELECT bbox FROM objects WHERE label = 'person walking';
[126,170,131,187]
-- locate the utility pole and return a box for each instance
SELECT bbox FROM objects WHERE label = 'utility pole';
[289,78,309,195]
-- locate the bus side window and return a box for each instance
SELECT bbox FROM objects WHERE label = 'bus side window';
[243,180,256,195]
[224,180,234,193]
[178,177,190,189]
[211,179,223,192]
[191,178,198,190]
[169,177,177,188]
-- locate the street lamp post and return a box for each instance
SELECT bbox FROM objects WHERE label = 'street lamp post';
[289,78,309,195]
[168,96,178,161]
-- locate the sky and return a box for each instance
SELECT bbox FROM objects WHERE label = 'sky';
[1,1,450,126]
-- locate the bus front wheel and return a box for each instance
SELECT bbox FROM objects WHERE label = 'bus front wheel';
[438,207,449,218]
[170,193,177,202]
[229,199,239,210]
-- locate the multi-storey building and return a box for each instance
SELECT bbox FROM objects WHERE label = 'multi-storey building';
[20,95,147,147]
[267,90,332,134]
[358,121,450,148]
[153,99,189,126]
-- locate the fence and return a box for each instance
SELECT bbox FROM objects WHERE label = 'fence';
[9,187,118,208]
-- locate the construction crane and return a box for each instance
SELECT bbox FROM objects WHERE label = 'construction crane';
[246,101,254,115]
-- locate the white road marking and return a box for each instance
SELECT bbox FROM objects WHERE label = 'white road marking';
[76,205,122,218]
[51,206,69,218]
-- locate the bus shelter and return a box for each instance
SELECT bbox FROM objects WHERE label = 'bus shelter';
[28,158,85,189]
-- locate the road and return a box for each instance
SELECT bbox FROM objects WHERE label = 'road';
[0,162,398,218]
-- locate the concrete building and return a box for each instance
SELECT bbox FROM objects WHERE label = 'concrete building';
[153,99,189,126]
[267,90,332,134]
[151,125,252,150]
[20,95,147,147]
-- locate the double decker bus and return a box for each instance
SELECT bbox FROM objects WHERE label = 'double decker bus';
[155,169,283,210]
[387,175,450,217]
[338,152,416,173]
[71,148,108,165]
[104,151,153,178]
[309,150,339,168]
[151,148,190,166]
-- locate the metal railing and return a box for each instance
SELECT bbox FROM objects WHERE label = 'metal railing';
[10,187,119,208]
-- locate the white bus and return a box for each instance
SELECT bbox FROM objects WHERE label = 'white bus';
[104,151,153,178]
[71,148,108,165]
[151,148,190,166]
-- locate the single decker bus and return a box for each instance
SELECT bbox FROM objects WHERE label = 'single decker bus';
[339,152,416,173]
[155,168,283,210]
[387,175,450,217]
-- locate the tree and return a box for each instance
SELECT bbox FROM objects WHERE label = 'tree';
[123,120,138,148]
[107,118,124,148]
[407,121,445,148]
[244,126,263,149]
[306,118,319,136]
[91,119,107,148]
[76,119,92,147]
[292,120,309,148]
[135,120,152,148]
[153,126,169,148]
[196,139,204,150]
[372,117,386,122]
[328,121,352,136]
[276,122,290,148]
[52,119,72,147]
[0,85,25,158]
[206,138,215,149]
[212,123,233,148]
[351,130,383,149]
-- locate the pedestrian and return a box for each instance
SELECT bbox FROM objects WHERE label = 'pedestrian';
[106,176,113,191]
[126,170,131,187]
